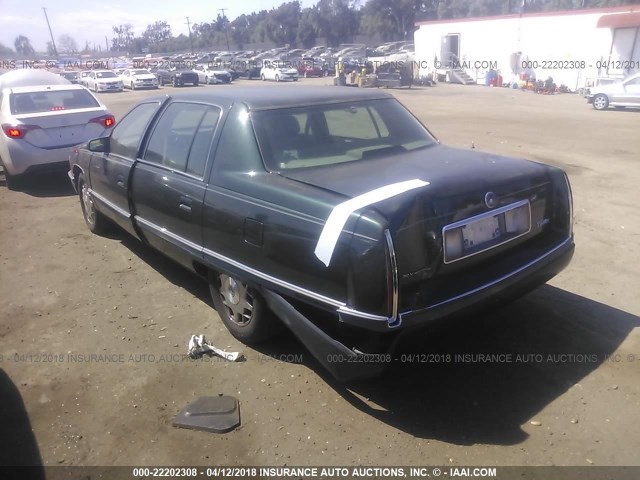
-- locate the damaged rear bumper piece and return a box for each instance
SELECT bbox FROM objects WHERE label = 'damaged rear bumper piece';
[261,237,574,382]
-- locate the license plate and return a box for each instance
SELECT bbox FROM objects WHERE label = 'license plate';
[443,200,531,264]
[462,215,500,249]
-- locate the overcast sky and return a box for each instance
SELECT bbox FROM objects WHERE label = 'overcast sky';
[0,0,317,52]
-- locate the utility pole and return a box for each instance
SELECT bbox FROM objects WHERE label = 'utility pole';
[105,36,109,53]
[185,16,194,54]
[42,7,58,58]
[218,8,230,52]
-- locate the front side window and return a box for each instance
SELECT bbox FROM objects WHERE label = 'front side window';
[251,98,435,170]
[109,102,160,158]
[144,102,220,176]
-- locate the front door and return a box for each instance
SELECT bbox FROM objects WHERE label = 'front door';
[89,101,161,236]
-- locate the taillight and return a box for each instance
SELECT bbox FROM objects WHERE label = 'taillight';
[2,123,40,139]
[89,114,116,129]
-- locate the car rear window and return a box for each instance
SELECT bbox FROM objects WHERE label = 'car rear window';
[10,89,100,114]
[251,98,435,170]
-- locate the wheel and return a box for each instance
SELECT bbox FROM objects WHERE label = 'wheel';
[131,82,136,90]
[172,77,178,87]
[275,74,280,82]
[78,173,109,235]
[94,83,98,93]
[246,70,252,80]
[209,272,276,345]
[592,94,609,110]
[194,79,199,87]
[261,74,265,81]
[158,77,164,87]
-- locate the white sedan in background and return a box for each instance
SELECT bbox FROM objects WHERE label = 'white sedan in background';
[587,72,640,110]
[120,68,159,90]
[260,60,299,82]
[0,70,115,189]
[85,70,124,93]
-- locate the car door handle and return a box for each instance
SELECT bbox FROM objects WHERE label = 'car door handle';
[179,196,192,213]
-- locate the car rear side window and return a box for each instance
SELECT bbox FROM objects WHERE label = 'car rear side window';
[144,102,220,176]
[211,106,263,177]
[10,89,99,114]
[109,102,160,158]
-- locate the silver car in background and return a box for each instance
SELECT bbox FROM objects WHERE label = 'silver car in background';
[587,72,640,110]
[0,70,115,189]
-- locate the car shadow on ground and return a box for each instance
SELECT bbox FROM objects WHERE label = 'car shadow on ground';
[0,369,45,475]
[318,286,639,446]
[1,170,76,198]
[111,232,638,447]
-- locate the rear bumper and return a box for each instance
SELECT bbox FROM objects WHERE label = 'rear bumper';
[3,141,80,176]
[263,236,574,382]
[261,289,388,382]
[398,236,575,329]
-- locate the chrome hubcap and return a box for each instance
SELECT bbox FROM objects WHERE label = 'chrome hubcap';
[81,183,95,225]
[219,274,254,326]
[594,97,606,109]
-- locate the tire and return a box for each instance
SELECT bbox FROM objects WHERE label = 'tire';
[94,83,98,93]
[158,77,164,87]
[246,70,252,80]
[275,74,280,82]
[3,167,23,191]
[78,173,109,235]
[131,82,136,90]
[261,74,265,81]
[593,94,609,111]
[172,77,178,87]
[209,272,276,345]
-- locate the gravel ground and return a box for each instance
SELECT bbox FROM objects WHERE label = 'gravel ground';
[1,77,639,467]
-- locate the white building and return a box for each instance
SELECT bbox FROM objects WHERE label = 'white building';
[414,4,640,90]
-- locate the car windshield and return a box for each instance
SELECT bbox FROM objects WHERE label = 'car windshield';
[96,71,116,78]
[251,98,436,170]
[10,89,100,114]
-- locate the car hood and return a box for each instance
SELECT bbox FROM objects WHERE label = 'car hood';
[133,74,157,80]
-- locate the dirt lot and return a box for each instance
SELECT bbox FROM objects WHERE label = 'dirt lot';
[1,78,639,468]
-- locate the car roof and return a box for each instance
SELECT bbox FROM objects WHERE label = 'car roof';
[148,86,393,111]
[7,84,90,94]
[0,69,71,90]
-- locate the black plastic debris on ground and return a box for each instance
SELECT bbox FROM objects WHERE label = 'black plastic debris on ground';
[173,395,240,433]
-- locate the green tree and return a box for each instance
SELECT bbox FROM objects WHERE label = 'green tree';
[297,8,319,48]
[14,35,35,55]
[112,24,135,52]
[264,1,302,47]
[0,42,15,55]
[58,34,78,54]
[315,0,359,47]
[143,21,172,47]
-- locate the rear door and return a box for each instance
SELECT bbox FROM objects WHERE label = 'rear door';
[89,101,162,236]
[130,101,221,269]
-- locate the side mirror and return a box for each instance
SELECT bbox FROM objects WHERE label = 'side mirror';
[88,137,109,153]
